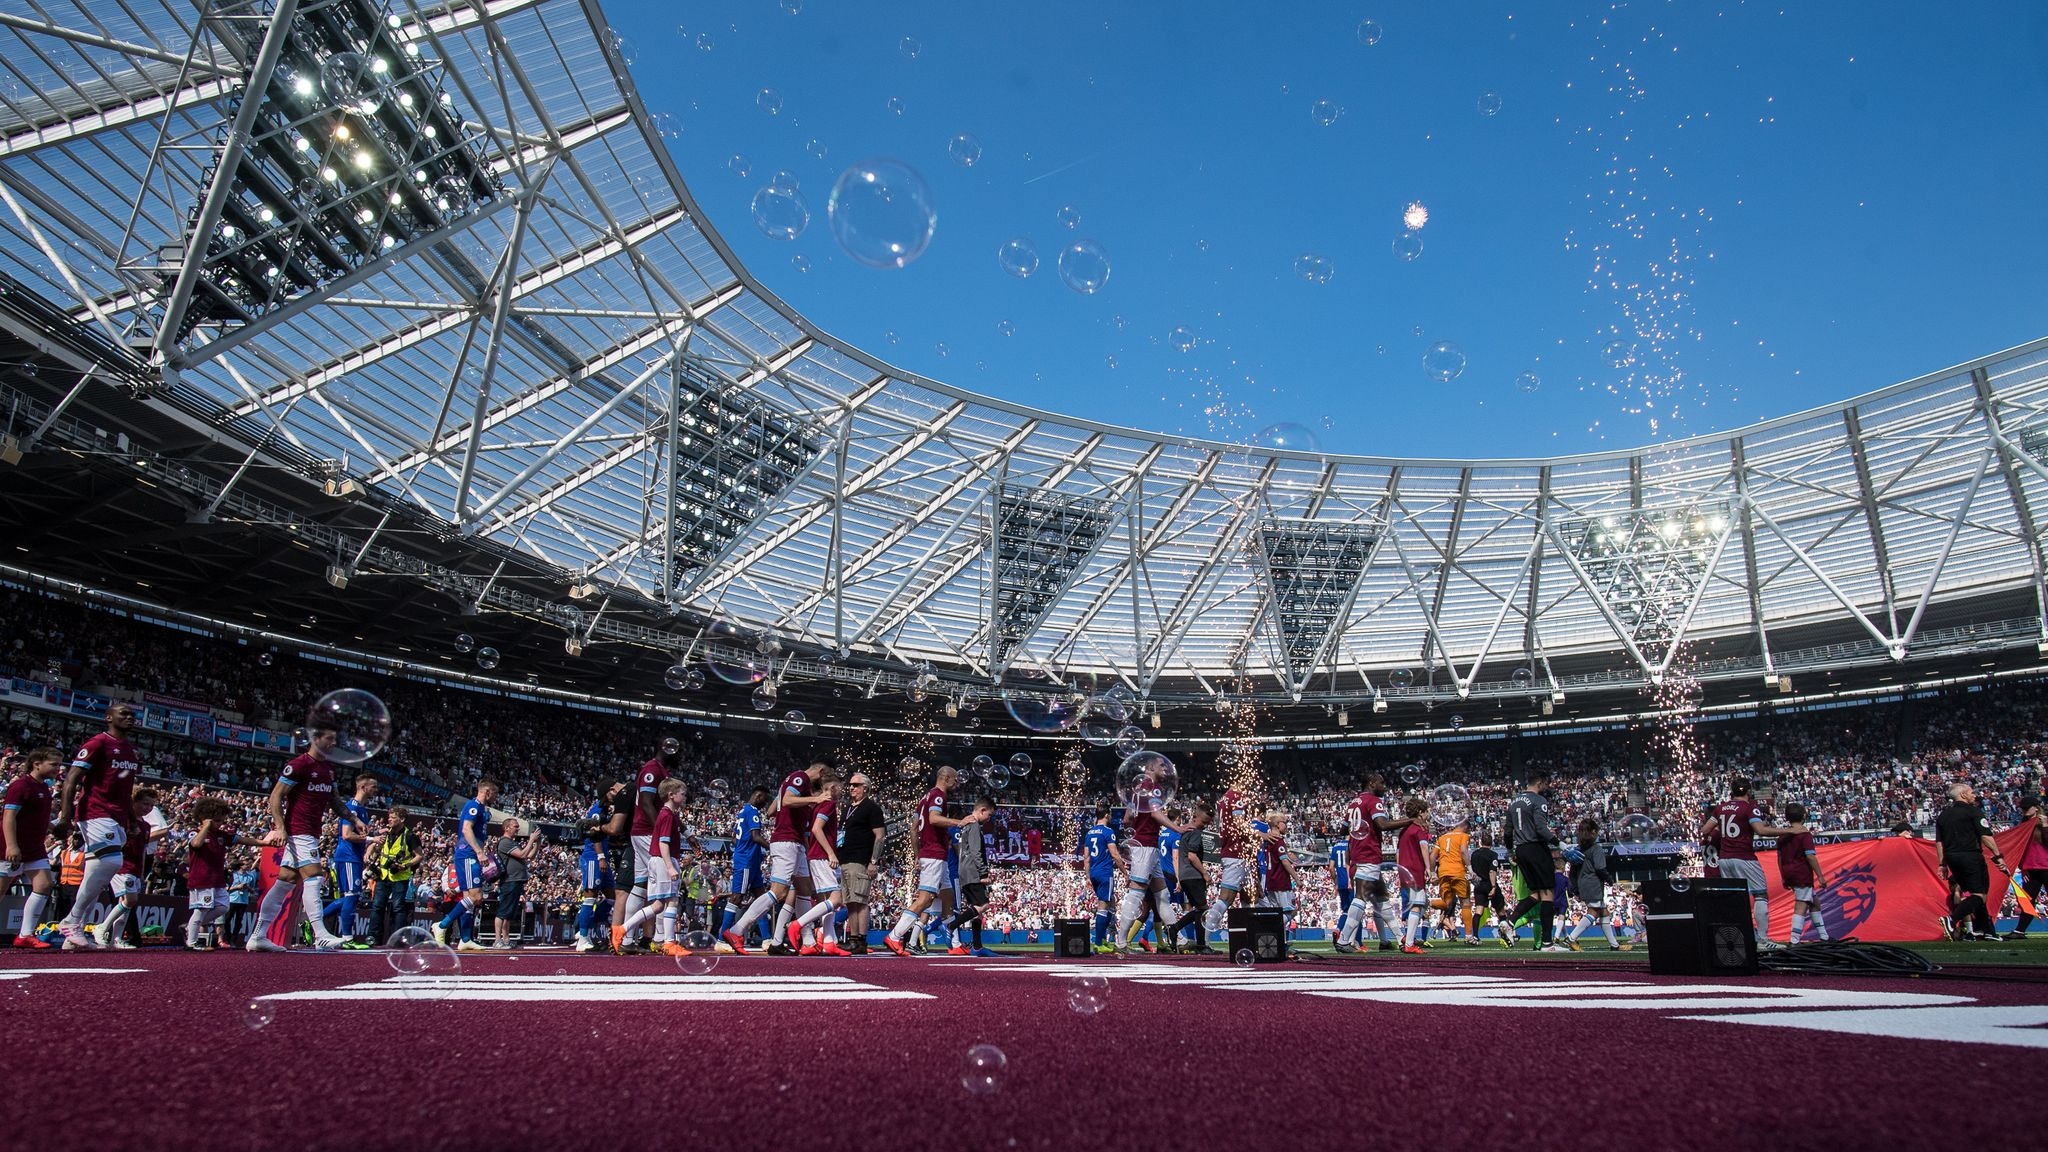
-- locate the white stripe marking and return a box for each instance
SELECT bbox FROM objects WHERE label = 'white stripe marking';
[1675,1006,2048,1049]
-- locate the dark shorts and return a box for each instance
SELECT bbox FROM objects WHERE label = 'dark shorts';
[607,845,634,894]
[1178,875,1208,912]
[1513,843,1557,893]
[960,881,990,907]
[495,881,525,913]
[1944,853,1990,897]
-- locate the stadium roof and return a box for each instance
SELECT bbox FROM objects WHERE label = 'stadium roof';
[5,0,2048,718]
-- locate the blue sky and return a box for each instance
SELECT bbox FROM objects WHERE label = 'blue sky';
[612,1,2048,458]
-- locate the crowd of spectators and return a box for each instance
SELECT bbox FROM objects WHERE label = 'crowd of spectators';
[4,585,2044,938]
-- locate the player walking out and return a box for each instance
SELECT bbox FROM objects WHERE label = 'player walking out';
[726,762,832,954]
[246,727,372,952]
[718,785,771,943]
[2011,794,2047,940]
[93,788,160,948]
[1502,769,1566,952]
[1711,778,1800,946]
[573,784,619,952]
[791,780,854,955]
[618,780,690,954]
[429,779,499,953]
[52,703,140,951]
[2,747,62,949]
[885,766,969,956]
[1115,766,1185,954]
[1335,774,1413,953]
[1082,805,1121,953]
[1432,816,1472,942]
[322,776,380,946]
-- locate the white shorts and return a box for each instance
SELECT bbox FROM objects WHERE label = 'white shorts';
[1352,862,1386,892]
[1791,886,1815,903]
[916,858,947,894]
[0,857,49,878]
[1405,886,1427,907]
[280,834,322,871]
[188,887,226,910]
[808,859,840,896]
[1128,845,1161,885]
[110,873,141,898]
[768,841,805,885]
[83,816,127,857]
[1259,891,1296,912]
[644,857,678,901]
[1718,858,1768,895]
[630,834,653,879]
[1219,857,1248,892]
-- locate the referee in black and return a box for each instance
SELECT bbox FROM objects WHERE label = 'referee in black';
[1504,769,1567,951]
[1934,782,2006,941]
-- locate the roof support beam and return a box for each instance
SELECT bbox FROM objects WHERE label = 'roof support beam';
[1731,438,1774,676]
[1843,407,1900,638]
[1973,367,2048,643]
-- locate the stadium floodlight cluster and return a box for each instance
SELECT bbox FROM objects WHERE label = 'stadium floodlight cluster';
[1557,503,1731,649]
[168,0,500,342]
[666,354,827,585]
[1250,518,1381,691]
[989,484,1120,668]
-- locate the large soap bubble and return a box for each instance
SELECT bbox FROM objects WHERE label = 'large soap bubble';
[305,689,390,765]
[1115,751,1177,815]
[1057,240,1111,294]
[827,158,935,269]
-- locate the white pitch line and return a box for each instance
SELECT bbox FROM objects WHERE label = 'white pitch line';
[0,968,148,978]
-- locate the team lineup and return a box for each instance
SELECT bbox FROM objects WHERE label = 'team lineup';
[9,702,1939,959]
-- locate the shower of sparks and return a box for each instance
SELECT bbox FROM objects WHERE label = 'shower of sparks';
[1563,5,1730,441]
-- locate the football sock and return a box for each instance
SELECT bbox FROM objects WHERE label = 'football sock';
[1091,909,1110,944]
[1751,897,1770,938]
[21,890,49,934]
[1404,907,1422,946]
[732,890,780,938]
[889,910,916,941]
[621,902,660,934]
[1602,918,1619,947]
[62,854,120,930]
[301,876,332,937]
[1115,889,1145,947]
[658,907,678,944]
[252,878,296,936]
[797,899,837,931]
[1811,906,1831,941]
[1373,897,1398,943]
[575,899,595,939]
[1339,898,1368,945]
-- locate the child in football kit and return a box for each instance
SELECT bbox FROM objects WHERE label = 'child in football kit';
[1565,818,1622,951]
[1776,802,1828,944]
[1396,797,1432,954]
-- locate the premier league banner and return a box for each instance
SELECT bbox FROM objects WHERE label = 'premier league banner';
[1762,819,2038,940]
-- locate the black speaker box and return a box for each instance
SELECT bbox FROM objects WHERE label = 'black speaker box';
[1224,907,1288,963]
[1643,876,1757,976]
[1053,917,1091,958]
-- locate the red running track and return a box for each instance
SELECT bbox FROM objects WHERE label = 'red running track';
[3,948,2045,1152]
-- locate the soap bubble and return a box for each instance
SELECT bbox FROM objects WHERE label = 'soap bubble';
[1398,764,1423,785]
[474,646,500,670]
[1310,99,1342,126]
[1422,341,1467,383]
[1478,91,1503,116]
[1080,720,1117,748]
[676,930,719,975]
[756,88,783,115]
[1252,423,1321,453]
[782,710,809,734]
[997,319,1016,337]
[319,52,390,116]
[1233,948,1257,967]
[305,689,390,765]
[751,184,811,240]
[1096,684,1136,722]
[751,684,778,712]
[1055,204,1081,230]
[1115,750,1176,814]
[996,237,1038,278]
[789,254,810,273]
[947,133,982,167]
[242,999,276,1029]
[1392,232,1423,261]
[1168,326,1196,351]
[1430,784,1472,827]
[1065,975,1109,1015]
[1001,673,1082,733]
[452,633,475,654]
[1357,18,1384,45]
[1009,752,1032,777]
[900,36,922,59]
[961,1043,1007,1095]
[1389,668,1413,689]
[1294,253,1335,284]
[887,95,905,115]
[706,619,769,684]
[1515,371,1541,394]
[1603,339,1636,368]
[827,158,936,269]
[1113,725,1145,758]
[1057,240,1111,294]
[1619,813,1657,843]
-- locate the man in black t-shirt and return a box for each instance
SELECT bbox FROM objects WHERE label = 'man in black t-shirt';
[602,777,638,950]
[1469,835,1507,934]
[836,773,886,954]
[1934,783,2006,941]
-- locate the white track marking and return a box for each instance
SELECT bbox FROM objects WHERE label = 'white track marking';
[262,973,933,1002]
[1676,1006,2048,1049]
[0,968,147,978]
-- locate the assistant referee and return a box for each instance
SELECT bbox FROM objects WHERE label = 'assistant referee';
[1934,783,2006,941]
